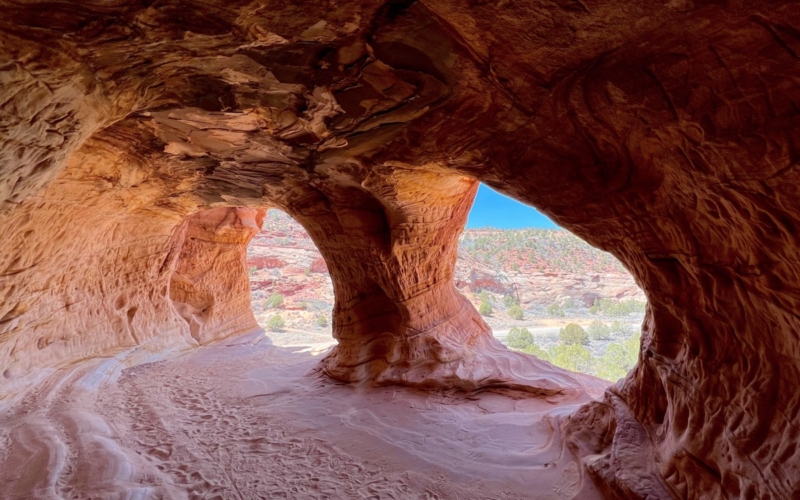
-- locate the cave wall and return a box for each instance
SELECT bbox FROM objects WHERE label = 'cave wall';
[0,119,264,395]
[1,0,800,498]
[457,9,800,498]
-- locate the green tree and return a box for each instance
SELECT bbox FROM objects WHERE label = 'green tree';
[547,303,565,317]
[507,327,534,350]
[589,298,647,317]
[523,344,551,362]
[559,323,589,345]
[479,300,493,316]
[549,343,594,374]
[622,334,640,363]
[266,315,285,332]
[267,293,284,309]
[610,320,633,337]
[508,304,524,320]
[587,320,611,340]
[316,314,328,327]
[596,334,641,381]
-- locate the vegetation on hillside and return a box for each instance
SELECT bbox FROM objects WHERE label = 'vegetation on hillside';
[266,315,285,332]
[505,324,641,382]
[458,229,628,274]
[257,210,633,276]
[249,210,647,371]
[266,293,284,309]
[250,210,319,250]
[587,320,612,340]
[478,290,493,316]
[507,327,535,350]
[595,334,640,381]
[589,298,646,316]
[558,323,589,345]
[547,303,565,317]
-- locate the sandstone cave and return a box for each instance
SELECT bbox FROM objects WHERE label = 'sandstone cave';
[247,194,646,381]
[1,1,799,498]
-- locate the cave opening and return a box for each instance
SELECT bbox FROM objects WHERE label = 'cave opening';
[244,182,648,382]
[2,1,799,496]
[461,183,647,382]
[246,209,337,353]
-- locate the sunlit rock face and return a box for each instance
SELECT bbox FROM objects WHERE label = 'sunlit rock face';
[170,207,265,344]
[2,0,800,498]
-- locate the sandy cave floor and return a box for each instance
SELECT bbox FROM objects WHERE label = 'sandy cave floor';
[0,331,605,500]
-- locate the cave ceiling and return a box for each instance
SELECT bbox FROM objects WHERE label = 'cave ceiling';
[2,1,800,499]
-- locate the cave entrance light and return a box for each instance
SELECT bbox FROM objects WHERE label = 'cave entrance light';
[460,183,647,381]
[246,209,336,354]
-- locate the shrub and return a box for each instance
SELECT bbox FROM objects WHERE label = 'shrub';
[267,293,284,309]
[523,344,551,362]
[299,301,309,310]
[587,320,612,340]
[503,295,519,308]
[316,314,328,327]
[596,334,641,381]
[248,266,258,276]
[507,327,534,350]
[559,323,589,345]
[563,297,575,309]
[479,301,493,316]
[547,303,565,317]
[589,298,647,317]
[266,315,285,332]
[610,320,634,337]
[622,334,640,364]
[508,304,524,320]
[549,343,594,374]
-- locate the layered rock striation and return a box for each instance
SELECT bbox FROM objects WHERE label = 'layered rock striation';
[2,1,799,498]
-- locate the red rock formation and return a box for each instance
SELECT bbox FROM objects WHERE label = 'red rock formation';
[309,257,329,274]
[247,256,286,269]
[170,207,265,344]
[1,1,799,498]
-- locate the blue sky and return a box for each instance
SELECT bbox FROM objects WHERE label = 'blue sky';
[466,184,558,229]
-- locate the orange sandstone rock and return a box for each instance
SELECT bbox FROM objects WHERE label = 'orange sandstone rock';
[1,1,799,498]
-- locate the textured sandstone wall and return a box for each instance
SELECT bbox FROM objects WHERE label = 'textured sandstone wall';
[0,122,264,395]
[1,0,799,498]
[278,167,495,387]
[170,207,265,344]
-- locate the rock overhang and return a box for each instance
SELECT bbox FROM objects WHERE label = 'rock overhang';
[2,1,800,498]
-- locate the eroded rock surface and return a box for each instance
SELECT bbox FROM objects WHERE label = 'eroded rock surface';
[2,1,800,498]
